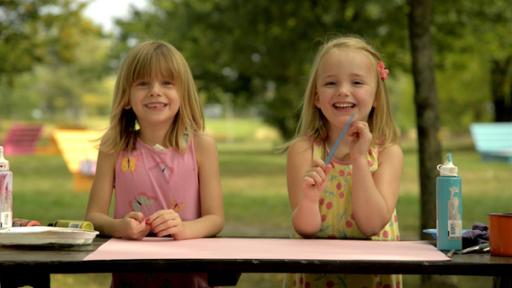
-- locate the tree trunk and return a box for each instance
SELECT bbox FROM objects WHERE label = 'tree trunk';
[408,0,441,239]
[408,1,450,287]
[491,57,512,122]
[0,76,14,117]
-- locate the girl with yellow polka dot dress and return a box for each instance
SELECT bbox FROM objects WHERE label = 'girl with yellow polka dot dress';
[285,35,402,288]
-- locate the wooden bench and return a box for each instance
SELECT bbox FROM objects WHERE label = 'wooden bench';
[2,124,43,156]
[469,122,512,163]
[52,129,103,191]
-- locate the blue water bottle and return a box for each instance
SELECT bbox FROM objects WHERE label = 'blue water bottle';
[436,153,462,251]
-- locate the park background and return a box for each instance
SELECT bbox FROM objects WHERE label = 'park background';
[1,0,511,287]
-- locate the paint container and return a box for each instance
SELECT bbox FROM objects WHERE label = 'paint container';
[489,213,512,256]
[13,218,41,227]
[49,220,94,231]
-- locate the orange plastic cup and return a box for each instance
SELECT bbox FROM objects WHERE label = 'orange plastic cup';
[489,213,512,256]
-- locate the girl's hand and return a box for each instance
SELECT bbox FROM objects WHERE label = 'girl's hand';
[118,211,151,240]
[147,209,184,238]
[303,159,332,203]
[349,121,373,161]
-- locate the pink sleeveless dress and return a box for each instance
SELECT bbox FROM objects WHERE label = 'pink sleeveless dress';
[112,137,210,288]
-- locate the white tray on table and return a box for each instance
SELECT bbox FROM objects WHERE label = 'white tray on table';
[0,226,98,246]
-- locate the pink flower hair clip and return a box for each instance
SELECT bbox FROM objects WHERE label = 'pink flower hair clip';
[377,61,389,81]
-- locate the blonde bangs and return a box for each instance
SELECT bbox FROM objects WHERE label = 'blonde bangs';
[130,45,179,83]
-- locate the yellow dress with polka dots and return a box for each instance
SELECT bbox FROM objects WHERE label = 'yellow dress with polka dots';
[284,144,402,288]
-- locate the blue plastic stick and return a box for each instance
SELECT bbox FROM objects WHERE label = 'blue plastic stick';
[324,113,355,164]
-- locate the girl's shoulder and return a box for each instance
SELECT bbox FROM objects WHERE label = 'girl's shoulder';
[287,136,319,158]
[376,143,403,162]
[288,136,311,150]
[191,131,218,159]
[95,149,119,170]
[98,139,121,159]
[191,131,216,148]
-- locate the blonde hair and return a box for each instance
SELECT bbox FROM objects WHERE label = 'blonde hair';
[296,35,399,147]
[101,40,204,153]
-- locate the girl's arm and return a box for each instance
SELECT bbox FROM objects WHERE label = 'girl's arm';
[351,135,403,236]
[85,150,149,239]
[287,138,331,237]
[170,133,224,240]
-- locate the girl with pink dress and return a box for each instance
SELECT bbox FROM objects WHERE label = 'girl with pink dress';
[85,40,224,288]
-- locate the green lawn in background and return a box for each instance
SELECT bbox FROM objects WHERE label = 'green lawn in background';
[5,118,512,287]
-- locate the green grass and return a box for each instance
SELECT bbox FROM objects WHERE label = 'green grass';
[206,118,281,143]
[5,120,512,287]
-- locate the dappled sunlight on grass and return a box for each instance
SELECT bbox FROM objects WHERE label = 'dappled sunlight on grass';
[221,192,291,237]
[207,118,282,143]
[222,175,286,195]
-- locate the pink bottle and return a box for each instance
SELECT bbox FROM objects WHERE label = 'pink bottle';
[0,146,13,229]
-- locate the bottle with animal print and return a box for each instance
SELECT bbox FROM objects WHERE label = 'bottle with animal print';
[436,153,462,251]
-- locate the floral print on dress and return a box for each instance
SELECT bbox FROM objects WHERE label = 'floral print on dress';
[168,198,185,214]
[285,146,402,288]
[148,160,174,183]
[121,156,136,172]
[131,193,157,216]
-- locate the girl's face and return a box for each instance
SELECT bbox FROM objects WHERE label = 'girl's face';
[315,48,377,129]
[129,76,181,130]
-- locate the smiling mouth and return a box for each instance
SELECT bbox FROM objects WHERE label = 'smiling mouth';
[333,103,355,109]
[144,103,168,109]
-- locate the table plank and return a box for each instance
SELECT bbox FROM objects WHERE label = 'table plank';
[0,237,511,276]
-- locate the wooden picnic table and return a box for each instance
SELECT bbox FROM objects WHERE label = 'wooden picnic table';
[0,237,511,288]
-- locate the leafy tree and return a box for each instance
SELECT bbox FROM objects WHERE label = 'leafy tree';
[473,0,512,122]
[432,0,512,122]
[35,29,112,122]
[1,0,52,116]
[115,0,410,139]
[0,0,109,121]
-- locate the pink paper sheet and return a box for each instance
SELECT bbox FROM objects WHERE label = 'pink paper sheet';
[84,238,450,262]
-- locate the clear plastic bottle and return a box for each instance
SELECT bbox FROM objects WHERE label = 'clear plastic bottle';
[0,146,13,229]
[436,153,462,251]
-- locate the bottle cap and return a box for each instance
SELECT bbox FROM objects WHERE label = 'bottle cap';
[437,153,458,176]
[0,146,9,171]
